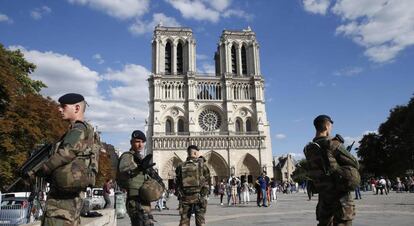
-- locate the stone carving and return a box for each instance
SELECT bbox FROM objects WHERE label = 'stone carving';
[171,108,178,117]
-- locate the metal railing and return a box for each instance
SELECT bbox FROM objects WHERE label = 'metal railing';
[0,204,31,226]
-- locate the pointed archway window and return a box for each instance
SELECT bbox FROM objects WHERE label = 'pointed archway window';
[241,45,247,75]
[177,42,183,74]
[231,45,237,75]
[165,42,172,74]
[166,118,173,134]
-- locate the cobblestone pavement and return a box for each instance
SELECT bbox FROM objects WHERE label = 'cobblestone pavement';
[117,191,414,226]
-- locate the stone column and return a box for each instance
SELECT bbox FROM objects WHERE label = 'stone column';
[237,44,242,76]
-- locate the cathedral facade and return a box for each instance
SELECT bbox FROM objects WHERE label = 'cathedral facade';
[146,25,273,187]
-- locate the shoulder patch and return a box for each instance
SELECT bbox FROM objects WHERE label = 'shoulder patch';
[73,121,88,130]
[63,128,83,146]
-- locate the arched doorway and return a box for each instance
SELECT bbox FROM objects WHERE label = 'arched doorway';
[237,153,260,183]
[203,151,229,186]
[162,156,183,190]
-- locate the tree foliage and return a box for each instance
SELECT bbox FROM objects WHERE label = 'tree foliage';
[291,159,309,184]
[95,142,117,188]
[357,95,414,178]
[0,44,67,191]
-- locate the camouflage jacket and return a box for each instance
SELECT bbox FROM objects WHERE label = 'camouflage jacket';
[118,149,146,192]
[175,156,210,202]
[42,120,94,175]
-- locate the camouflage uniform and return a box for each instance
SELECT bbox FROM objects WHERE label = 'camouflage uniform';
[41,120,94,226]
[175,157,211,226]
[304,136,358,226]
[118,150,153,226]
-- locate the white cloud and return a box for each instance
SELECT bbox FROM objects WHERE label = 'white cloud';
[92,53,104,64]
[166,0,220,22]
[198,63,215,74]
[165,0,251,23]
[333,0,414,63]
[222,9,253,21]
[205,0,231,12]
[0,13,13,24]
[363,130,377,135]
[333,66,364,76]
[129,13,180,35]
[196,54,210,61]
[275,133,287,140]
[343,136,361,150]
[9,45,150,137]
[9,45,100,98]
[289,152,305,160]
[67,0,150,20]
[302,0,330,15]
[303,0,414,63]
[31,6,52,20]
[317,81,325,87]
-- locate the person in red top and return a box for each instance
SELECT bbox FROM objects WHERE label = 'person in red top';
[103,179,112,209]
[370,177,377,194]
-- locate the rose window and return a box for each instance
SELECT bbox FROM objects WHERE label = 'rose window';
[198,109,221,131]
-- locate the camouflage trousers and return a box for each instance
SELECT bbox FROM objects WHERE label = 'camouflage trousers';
[126,196,153,226]
[316,191,355,226]
[42,195,83,226]
[179,198,207,226]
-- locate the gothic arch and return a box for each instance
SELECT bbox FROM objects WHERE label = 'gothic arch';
[177,40,184,74]
[165,117,174,134]
[161,106,186,120]
[204,151,229,184]
[241,44,247,75]
[235,117,243,132]
[161,156,184,180]
[165,40,172,74]
[246,117,254,132]
[177,117,186,133]
[231,43,237,74]
[236,153,260,178]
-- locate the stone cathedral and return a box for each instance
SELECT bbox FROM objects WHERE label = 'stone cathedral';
[146,25,273,188]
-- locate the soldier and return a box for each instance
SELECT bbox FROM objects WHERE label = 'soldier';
[175,145,211,226]
[118,130,155,226]
[303,115,360,226]
[40,93,95,226]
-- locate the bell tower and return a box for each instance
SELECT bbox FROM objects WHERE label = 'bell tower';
[151,24,196,76]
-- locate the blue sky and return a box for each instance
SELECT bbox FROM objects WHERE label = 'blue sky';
[1,0,413,159]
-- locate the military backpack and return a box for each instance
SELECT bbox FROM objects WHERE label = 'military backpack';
[180,159,205,194]
[303,138,360,193]
[52,122,100,193]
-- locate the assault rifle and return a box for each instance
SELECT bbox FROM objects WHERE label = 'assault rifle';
[133,153,166,189]
[346,141,355,152]
[5,143,54,192]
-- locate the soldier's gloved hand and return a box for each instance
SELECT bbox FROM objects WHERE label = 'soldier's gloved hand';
[133,154,142,165]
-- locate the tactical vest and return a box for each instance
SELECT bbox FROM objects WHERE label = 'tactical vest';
[116,152,145,190]
[52,121,98,193]
[180,159,204,195]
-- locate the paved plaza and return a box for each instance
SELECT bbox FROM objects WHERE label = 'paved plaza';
[118,191,414,226]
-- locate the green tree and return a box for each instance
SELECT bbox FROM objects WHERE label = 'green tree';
[357,95,414,178]
[0,44,67,191]
[292,159,309,184]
